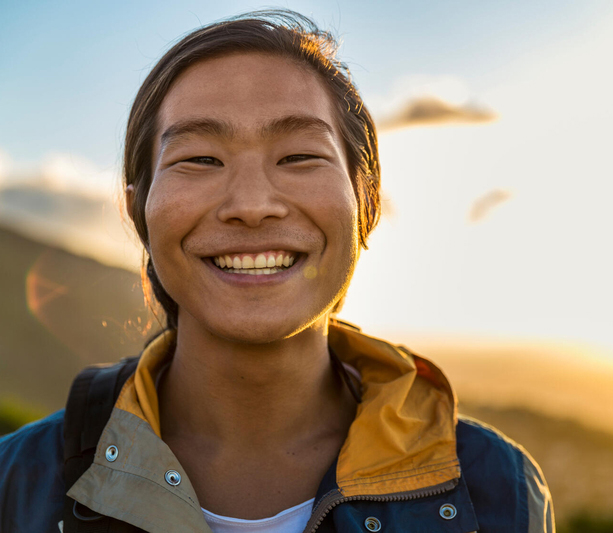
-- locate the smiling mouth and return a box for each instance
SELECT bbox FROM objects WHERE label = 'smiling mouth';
[211,250,299,275]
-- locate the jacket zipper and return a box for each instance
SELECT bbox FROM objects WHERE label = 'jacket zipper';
[304,478,459,532]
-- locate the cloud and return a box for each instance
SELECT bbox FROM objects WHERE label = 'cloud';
[378,96,497,130]
[468,189,512,223]
[369,74,497,131]
[39,152,118,198]
[0,148,118,199]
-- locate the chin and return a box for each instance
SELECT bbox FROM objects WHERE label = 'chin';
[190,307,329,345]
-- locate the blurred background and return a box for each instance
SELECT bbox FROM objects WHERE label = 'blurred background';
[1,0,613,528]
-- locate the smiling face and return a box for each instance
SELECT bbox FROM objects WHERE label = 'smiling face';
[145,52,359,343]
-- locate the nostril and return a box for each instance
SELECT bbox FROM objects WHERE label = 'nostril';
[216,191,290,227]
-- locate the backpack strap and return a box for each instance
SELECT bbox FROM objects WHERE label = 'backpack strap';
[62,357,140,533]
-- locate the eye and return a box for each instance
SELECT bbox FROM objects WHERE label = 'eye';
[184,156,224,166]
[278,154,318,164]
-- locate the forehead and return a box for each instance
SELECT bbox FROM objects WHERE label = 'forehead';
[157,52,338,138]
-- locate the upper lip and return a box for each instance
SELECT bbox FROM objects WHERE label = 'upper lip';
[200,245,306,257]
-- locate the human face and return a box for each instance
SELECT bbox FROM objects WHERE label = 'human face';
[146,52,359,343]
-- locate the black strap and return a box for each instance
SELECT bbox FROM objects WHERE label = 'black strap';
[63,357,140,533]
[329,348,362,403]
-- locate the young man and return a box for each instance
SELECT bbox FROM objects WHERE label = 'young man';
[0,11,554,533]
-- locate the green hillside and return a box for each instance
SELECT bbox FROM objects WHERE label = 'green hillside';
[0,226,158,413]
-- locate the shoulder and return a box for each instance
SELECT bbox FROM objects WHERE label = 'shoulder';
[0,410,65,533]
[457,416,555,532]
[0,409,64,455]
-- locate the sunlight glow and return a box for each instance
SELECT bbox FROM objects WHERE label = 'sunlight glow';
[340,14,613,356]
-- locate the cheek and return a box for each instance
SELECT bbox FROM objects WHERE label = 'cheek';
[298,170,357,216]
[146,178,191,232]
[319,179,359,242]
[332,183,360,274]
[307,177,360,273]
[144,180,195,260]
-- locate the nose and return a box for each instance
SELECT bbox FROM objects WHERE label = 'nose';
[216,162,289,227]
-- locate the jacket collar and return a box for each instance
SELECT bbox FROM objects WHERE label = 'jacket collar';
[328,322,460,497]
[69,322,468,531]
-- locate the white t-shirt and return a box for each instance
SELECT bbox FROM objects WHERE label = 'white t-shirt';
[202,498,315,533]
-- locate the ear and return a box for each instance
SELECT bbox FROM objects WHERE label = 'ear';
[125,184,135,221]
[125,184,151,253]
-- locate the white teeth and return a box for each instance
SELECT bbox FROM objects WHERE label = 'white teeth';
[248,269,256,275]
[254,254,267,269]
[214,252,298,272]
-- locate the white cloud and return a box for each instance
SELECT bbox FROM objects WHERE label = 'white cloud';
[40,152,119,199]
[0,148,120,199]
[369,75,476,119]
[369,75,496,130]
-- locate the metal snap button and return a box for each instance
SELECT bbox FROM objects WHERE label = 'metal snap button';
[439,503,457,519]
[364,516,382,532]
[105,445,118,462]
[165,469,181,486]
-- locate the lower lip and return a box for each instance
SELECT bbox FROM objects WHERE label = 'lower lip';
[202,256,304,286]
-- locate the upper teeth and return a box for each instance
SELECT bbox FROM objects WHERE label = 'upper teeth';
[213,251,296,270]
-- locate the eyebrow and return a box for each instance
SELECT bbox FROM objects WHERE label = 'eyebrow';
[160,118,235,149]
[259,115,335,139]
[159,114,336,151]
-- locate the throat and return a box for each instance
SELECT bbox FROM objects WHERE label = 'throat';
[164,428,340,520]
[159,325,352,446]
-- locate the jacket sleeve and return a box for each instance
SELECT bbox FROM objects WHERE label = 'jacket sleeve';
[0,410,66,533]
[522,452,555,532]
[457,416,555,532]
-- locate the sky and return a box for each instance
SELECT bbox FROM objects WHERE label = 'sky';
[1,0,613,357]
[1,0,608,169]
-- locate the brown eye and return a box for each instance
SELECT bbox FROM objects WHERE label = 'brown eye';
[185,156,223,166]
[278,154,317,164]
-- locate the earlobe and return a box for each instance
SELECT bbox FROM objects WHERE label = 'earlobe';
[125,184,135,221]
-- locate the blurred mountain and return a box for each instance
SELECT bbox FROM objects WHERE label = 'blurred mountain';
[402,335,613,436]
[0,225,158,410]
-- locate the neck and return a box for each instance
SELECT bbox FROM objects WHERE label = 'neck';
[158,313,354,451]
